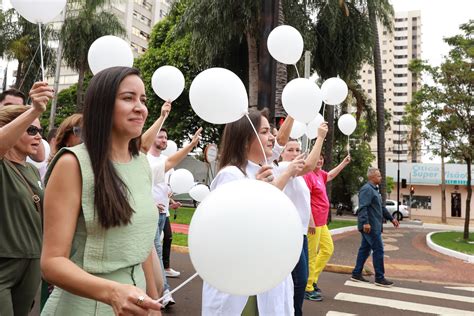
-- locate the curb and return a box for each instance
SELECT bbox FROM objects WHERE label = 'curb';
[426,231,474,264]
[330,225,358,236]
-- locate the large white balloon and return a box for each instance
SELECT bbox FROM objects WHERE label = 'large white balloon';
[267,25,304,65]
[289,121,306,139]
[11,0,66,24]
[189,179,302,295]
[161,140,177,157]
[88,36,134,75]
[282,78,322,123]
[338,114,357,136]
[151,66,185,101]
[169,169,195,194]
[321,77,348,105]
[189,68,248,124]
[189,184,210,202]
[305,114,324,139]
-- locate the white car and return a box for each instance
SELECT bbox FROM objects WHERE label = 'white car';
[352,199,409,221]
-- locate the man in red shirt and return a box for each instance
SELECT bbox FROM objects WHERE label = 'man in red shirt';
[304,154,351,301]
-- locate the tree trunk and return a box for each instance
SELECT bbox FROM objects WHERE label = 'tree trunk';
[464,156,471,240]
[441,141,447,224]
[324,103,335,222]
[14,60,23,89]
[76,66,85,111]
[369,8,387,202]
[274,0,287,120]
[247,32,259,109]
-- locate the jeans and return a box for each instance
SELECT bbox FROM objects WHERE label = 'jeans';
[352,230,385,280]
[291,235,308,316]
[154,213,170,291]
[162,217,173,269]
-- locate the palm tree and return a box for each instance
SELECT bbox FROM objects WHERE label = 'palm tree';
[361,0,394,201]
[60,0,124,110]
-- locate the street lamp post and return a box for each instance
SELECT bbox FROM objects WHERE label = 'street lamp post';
[396,118,401,215]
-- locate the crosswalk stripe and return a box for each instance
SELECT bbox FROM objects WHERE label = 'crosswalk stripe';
[345,280,474,303]
[326,312,357,316]
[335,292,474,315]
[445,286,474,292]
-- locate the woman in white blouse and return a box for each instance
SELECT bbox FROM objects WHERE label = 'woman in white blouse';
[203,109,304,316]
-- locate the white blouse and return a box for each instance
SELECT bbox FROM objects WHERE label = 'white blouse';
[203,161,294,316]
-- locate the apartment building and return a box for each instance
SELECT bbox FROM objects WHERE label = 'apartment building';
[359,10,422,163]
[48,0,172,91]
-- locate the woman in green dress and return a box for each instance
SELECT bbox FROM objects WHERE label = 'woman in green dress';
[41,67,162,315]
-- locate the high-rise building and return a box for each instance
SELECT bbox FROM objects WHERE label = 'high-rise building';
[48,0,172,91]
[359,10,422,163]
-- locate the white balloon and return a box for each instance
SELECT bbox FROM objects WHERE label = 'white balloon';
[321,77,348,105]
[27,139,50,168]
[289,121,306,139]
[189,68,248,124]
[161,140,177,156]
[169,169,195,194]
[189,184,210,202]
[267,25,304,65]
[151,66,185,101]
[88,36,134,75]
[282,78,322,123]
[189,179,302,295]
[11,0,66,24]
[305,114,324,139]
[337,114,357,136]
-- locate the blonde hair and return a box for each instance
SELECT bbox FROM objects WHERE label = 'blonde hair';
[0,105,29,127]
[52,113,83,155]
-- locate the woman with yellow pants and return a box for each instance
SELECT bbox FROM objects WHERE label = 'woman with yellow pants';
[304,155,351,301]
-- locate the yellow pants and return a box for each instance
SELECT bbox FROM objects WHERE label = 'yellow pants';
[305,225,334,291]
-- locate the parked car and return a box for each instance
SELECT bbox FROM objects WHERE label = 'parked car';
[352,199,409,221]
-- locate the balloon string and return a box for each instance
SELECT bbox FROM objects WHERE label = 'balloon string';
[38,23,45,82]
[156,272,199,303]
[322,103,326,117]
[347,135,350,155]
[245,114,269,166]
[294,64,300,78]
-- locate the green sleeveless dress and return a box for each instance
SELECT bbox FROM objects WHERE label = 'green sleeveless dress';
[41,144,158,315]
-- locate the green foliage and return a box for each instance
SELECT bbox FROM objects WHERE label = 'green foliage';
[409,20,473,239]
[386,176,394,194]
[0,9,57,94]
[330,117,375,206]
[431,232,474,255]
[134,2,223,147]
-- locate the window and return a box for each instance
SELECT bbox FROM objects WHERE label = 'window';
[395,46,408,49]
[383,31,387,35]
[383,50,387,54]
[394,92,408,96]
[132,27,150,41]
[395,55,408,59]
[404,195,431,210]
[394,73,408,77]
[395,36,408,40]
[133,10,152,26]
[368,70,372,74]
[394,64,407,68]
[395,27,408,31]
[368,79,372,84]
[367,89,372,94]
[394,83,407,87]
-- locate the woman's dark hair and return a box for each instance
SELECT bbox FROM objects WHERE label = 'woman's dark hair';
[82,66,142,229]
[218,108,269,175]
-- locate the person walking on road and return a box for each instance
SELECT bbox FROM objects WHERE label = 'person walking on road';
[351,167,399,287]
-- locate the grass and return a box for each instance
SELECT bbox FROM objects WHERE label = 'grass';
[430,231,474,255]
[169,209,357,247]
[169,207,195,225]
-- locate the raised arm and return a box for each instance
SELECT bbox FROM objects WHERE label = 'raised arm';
[298,122,328,175]
[140,102,171,153]
[276,116,294,147]
[164,127,202,172]
[327,155,351,181]
[0,82,53,158]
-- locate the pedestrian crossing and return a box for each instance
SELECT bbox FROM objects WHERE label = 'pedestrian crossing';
[326,280,474,315]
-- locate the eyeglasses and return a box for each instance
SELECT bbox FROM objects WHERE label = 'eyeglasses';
[26,126,43,136]
[72,126,82,137]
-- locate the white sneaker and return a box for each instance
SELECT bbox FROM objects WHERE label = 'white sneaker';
[161,289,176,308]
[165,268,181,278]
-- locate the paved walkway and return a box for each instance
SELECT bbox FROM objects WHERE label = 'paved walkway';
[330,225,474,284]
[171,223,189,234]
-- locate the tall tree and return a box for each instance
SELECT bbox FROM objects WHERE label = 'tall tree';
[409,20,473,239]
[60,0,124,110]
[0,9,56,94]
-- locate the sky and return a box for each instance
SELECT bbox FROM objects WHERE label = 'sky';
[390,0,473,67]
